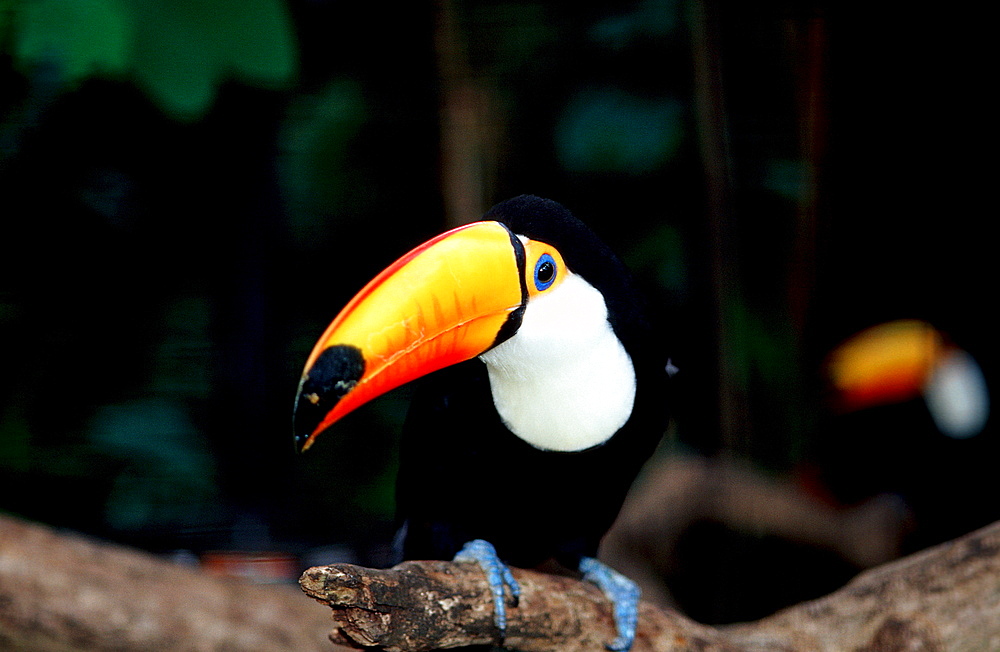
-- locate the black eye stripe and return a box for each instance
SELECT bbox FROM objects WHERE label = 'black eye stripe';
[489,223,527,349]
[533,253,557,291]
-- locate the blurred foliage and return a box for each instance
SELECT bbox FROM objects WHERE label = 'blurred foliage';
[589,0,681,48]
[4,0,131,80]
[560,0,687,174]
[4,0,298,120]
[556,85,685,173]
[762,158,809,202]
[279,79,367,250]
[87,397,220,531]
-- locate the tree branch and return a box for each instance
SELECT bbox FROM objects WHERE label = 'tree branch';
[300,558,725,651]
[599,453,911,609]
[3,511,996,651]
[300,519,1000,651]
[0,514,343,651]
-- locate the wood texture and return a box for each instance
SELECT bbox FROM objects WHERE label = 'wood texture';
[301,519,1000,651]
[0,514,342,651]
[2,511,997,650]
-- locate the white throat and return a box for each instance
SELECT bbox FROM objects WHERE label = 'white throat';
[478,272,636,452]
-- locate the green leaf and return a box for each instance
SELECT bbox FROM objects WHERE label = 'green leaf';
[9,0,298,120]
[13,0,131,82]
[128,0,298,120]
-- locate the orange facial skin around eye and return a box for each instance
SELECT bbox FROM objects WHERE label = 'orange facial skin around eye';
[523,240,567,299]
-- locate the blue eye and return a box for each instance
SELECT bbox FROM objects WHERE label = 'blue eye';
[533,253,557,291]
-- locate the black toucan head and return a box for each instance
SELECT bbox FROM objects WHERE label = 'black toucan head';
[294,195,644,453]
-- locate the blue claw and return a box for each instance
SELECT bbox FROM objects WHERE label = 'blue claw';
[579,557,640,651]
[453,539,521,639]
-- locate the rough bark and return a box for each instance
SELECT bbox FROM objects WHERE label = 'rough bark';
[3,511,997,651]
[0,514,343,651]
[300,559,727,652]
[300,519,1000,651]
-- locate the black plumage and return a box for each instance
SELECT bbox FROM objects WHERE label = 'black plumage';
[395,195,670,571]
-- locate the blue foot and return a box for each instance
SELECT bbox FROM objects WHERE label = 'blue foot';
[579,557,640,651]
[453,539,521,640]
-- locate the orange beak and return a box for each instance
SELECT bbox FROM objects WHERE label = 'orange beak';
[825,319,946,411]
[293,221,527,451]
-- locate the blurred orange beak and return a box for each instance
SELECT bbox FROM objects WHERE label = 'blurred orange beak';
[826,320,945,411]
[293,221,526,451]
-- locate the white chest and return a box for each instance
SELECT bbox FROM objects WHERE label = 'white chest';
[478,273,636,452]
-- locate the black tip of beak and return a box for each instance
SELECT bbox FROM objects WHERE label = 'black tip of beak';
[293,344,366,452]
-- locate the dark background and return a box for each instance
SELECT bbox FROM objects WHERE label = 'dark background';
[1,0,994,625]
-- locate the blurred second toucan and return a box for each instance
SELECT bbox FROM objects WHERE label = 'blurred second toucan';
[826,319,989,439]
[294,195,670,650]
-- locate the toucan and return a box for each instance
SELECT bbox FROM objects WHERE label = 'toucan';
[825,319,989,439]
[818,319,992,549]
[293,195,670,650]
